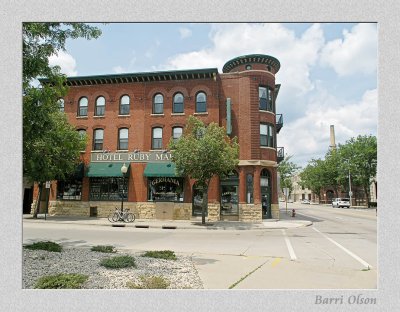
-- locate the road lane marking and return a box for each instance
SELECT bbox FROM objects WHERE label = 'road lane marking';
[312,226,372,269]
[281,229,297,261]
[271,258,282,267]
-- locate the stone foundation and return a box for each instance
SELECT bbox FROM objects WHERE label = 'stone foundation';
[239,204,262,222]
[31,200,280,221]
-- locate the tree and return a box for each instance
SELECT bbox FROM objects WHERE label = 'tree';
[299,159,325,202]
[277,155,300,198]
[23,23,101,217]
[338,135,377,207]
[169,116,239,224]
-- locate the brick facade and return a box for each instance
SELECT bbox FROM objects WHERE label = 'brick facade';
[34,54,283,221]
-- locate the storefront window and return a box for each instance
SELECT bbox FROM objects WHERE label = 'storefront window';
[148,177,184,202]
[220,171,239,216]
[89,177,127,201]
[246,174,254,204]
[192,183,207,216]
[57,180,82,200]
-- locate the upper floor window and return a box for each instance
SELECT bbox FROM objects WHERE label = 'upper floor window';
[173,93,184,113]
[260,123,275,147]
[58,98,64,112]
[93,129,104,150]
[118,128,129,150]
[119,95,130,115]
[95,96,105,116]
[259,86,273,112]
[77,129,86,139]
[153,94,164,114]
[196,92,207,113]
[172,127,183,142]
[78,97,88,116]
[152,127,163,149]
[245,64,252,70]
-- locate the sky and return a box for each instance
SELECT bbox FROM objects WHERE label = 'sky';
[49,23,377,168]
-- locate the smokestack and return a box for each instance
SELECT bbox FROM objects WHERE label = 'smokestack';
[329,125,336,150]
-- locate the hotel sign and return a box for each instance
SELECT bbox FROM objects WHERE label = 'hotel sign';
[91,151,172,163]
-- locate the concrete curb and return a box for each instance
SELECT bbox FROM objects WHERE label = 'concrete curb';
[23,215,313,230]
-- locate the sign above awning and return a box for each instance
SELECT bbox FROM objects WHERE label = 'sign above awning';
[91,151,172,163]
[86,162,130,177]
[143,162,181,177]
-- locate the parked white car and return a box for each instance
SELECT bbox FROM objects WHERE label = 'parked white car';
[301,199,310,204]
[332,198,350,208]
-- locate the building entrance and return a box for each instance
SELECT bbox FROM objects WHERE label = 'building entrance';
[261,169,272,219]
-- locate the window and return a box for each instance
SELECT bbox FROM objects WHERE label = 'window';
[261,169,271,218]
[148,177,184,202]
[246,64,252,70]
[153,94,164,114]
[246,174,254,204]
[90,177,127,201]
[195,92,207,113]
[152,127,163,149]
[172,127,183,142]
[260,123,275,147]
[118,128,128,150]
[77,129,86,139]
[259,86,273,112]
[57,180,82,200]
[78,97,88,116]
[95,96,105,116]
[93,129,104,150]
[173,93,184,113]
[119,95,130,115]
[220,171,239,216]
[58,98,64,112]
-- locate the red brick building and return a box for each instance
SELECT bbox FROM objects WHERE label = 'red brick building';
[35,54,284,221]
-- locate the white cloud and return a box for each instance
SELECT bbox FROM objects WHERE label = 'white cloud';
[279,88,377,167]
[112,66,127,74]
[48,50,78,76]
[160,23,325,103]
[320,23,377,76]
[179,27,192,39]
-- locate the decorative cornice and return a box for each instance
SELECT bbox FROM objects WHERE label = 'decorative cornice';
[222,54,280,73]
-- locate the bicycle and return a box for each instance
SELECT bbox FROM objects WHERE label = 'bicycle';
[107,208,135,223]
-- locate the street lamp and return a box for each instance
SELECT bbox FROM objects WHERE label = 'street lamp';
[120,163,128,213]
[348,168,352,207]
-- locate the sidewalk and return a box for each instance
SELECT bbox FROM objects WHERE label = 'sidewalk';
[23,213,312,230]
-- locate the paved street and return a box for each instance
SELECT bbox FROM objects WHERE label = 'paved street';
[22,203,377,289]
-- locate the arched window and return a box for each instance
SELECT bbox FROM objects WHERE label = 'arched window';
[118,128,129,150]
[152,127,163,149]
[153,94,164,114]
[77,129,86,139]
[246,174,254,204]
[173,93,184,113]
[119,95,130,115]
[58,98,64,112]
[172,127,183,142]
[93,129,104,150]
[78,97,88,116]
[95,96,105,116]
[195,92,207,113]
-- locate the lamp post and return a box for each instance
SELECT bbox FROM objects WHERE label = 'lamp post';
[120,163,128,213]
[348,168,352,207]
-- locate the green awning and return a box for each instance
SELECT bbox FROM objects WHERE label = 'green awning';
[86,162,130,177]
[143,162,181,177]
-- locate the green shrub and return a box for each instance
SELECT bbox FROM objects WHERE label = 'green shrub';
[24,241,62,252]
[142,250,177,261]
[34,273,88,289]
[100,255,136,269]
[91,245,116,253]
[126,275,170,289]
